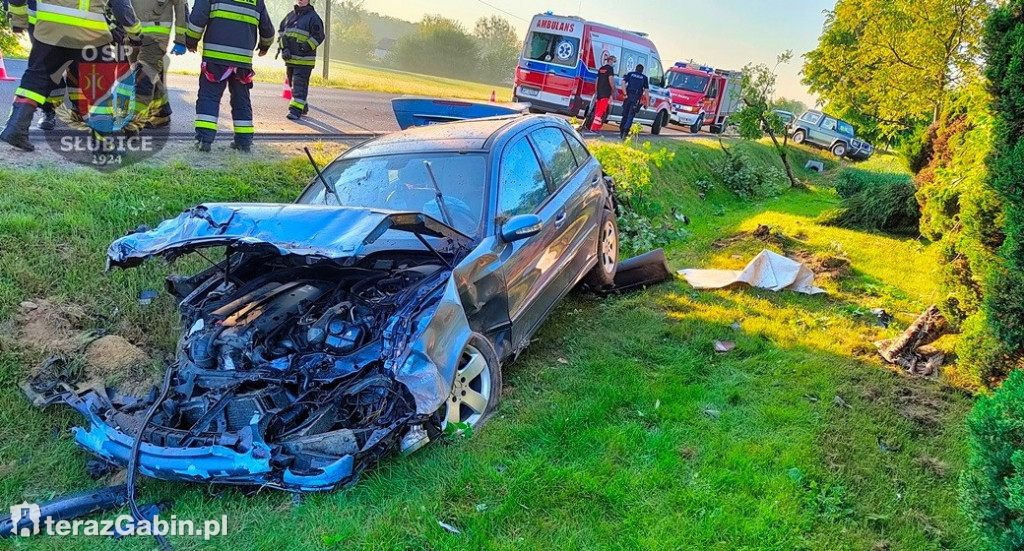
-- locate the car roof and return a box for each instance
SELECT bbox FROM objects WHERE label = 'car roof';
[348,115,559,157]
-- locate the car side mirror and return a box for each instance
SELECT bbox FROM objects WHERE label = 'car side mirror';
[501,214,542,242]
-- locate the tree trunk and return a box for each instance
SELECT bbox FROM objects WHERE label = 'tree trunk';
[761,114,805,190]
[875,305,949,376]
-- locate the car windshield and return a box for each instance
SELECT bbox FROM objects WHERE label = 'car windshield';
[665,72,709,93]
[837,120,856,137]
[297,152,488,236]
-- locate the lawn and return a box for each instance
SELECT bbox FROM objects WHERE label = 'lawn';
[0,139,975,550]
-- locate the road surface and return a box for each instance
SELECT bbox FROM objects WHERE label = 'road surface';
[0,58,699,141]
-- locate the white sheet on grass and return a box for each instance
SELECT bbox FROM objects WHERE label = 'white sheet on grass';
[679,249,825,295]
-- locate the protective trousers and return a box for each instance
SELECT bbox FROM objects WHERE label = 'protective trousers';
[619,96,641,139]
[589,97,610,131]
[130,37,171,117]
[14,38,78,108]
[286,65,311,115]
[194,62,254,146]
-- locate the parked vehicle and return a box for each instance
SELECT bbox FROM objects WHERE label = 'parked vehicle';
[791,109,874,160]
[513,12,673,134]
[772,109,795,129]
[34,114,620,492]
[664,62,742,133]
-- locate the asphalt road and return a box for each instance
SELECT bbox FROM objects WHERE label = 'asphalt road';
[0,58,699,141]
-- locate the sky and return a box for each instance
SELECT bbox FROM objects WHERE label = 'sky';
[367,0,836,106]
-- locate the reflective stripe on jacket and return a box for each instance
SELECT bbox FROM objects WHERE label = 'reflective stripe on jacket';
[277,4,322,67]
[32,0,141,48]
[186,0,274,69]
[134,0,189,47]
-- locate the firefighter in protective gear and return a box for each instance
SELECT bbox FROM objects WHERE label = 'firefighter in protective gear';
[0,0,142,151]
[186,0,274,152]
[277,0,322,121]
[130,0,189,129]
[5,0,80,131]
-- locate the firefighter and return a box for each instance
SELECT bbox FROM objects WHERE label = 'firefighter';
[618,63,649,140]
[131,0,189,129]
[0,0,142,151]
[186,0,274,152]
[277,0,323,120]
[5,0,77,131]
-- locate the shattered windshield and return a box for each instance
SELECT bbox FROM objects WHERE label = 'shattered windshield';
[665,72,709,93]
[298,152,487,236]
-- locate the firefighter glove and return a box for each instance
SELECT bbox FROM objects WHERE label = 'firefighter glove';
[171,43,186,55]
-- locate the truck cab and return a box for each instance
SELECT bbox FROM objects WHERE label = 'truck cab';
[665,62,741,134]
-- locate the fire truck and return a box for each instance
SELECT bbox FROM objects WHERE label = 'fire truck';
[512,13,674,134]
[664,62,742,133]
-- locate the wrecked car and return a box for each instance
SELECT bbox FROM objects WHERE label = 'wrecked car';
[28,115,620,492]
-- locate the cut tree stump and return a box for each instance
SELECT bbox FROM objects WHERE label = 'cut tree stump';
[874,305,948,376]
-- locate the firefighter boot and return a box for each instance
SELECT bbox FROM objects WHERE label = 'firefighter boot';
[39,107,57,131]
[0,102,37,152]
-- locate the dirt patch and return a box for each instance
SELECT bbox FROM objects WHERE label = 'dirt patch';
[84,335,151,382]
[894,386,949,434]
[914,456,949,478]
[15,299,90,357]
[791,250,852,280]
[712,225,804,252]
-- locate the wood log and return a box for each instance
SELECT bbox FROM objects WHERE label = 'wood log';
[875,305,948,376]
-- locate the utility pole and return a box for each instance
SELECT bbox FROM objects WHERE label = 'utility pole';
[322,0,331,81]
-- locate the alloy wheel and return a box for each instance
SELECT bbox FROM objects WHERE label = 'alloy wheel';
[601,219,618,274]
[443,344,492,428]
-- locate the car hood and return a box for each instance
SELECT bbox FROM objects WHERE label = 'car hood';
[668,89,702,105]
[107,203,474,268]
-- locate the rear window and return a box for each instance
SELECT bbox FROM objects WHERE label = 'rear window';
[525,32,580,67]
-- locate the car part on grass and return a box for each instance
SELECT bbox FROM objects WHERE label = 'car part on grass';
[0,484,128,537]
[603,248,673,294]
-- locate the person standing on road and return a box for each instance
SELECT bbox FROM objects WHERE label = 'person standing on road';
[131,0,189,129]
[277,0,323,121]
[618,63,649,140]
[185,0,274,152]
[5,0,75,131]
[0,0,143,151]
[588,54,616,132]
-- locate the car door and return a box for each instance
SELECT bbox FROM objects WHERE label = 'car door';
[496,134,563,349]
[813,116,838,146]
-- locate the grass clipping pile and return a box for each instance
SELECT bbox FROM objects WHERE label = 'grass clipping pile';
[12,299,157,400]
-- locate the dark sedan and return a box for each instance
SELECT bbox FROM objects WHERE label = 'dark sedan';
[35,114,620,492]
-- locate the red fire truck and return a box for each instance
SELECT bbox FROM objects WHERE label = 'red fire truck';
[513,13,674,134]
[664,62,742,133]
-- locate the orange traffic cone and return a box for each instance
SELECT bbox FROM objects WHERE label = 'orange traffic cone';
[0,51,16,82]
[282,79,292,100]
[490,90,496,103]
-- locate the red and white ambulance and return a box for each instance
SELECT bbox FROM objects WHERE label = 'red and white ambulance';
[513,13,674,134]
[664,62,742,133]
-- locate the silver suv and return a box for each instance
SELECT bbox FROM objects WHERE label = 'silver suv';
[791,110,873,160]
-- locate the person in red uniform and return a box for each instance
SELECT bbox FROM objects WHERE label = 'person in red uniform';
[589,54,616,132]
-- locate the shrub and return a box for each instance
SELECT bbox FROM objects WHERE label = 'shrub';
[960,369,1024,550]
[712,152,786,200]
[818,171,920,234]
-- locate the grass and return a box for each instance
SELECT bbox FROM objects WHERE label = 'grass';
[0,139,975,549]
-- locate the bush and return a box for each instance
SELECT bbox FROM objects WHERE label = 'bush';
[960,369,1024,550]
[818,170,920,234]
[712,152,786,200]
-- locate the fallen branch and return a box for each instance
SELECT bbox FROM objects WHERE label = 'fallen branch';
[874,305,948,376]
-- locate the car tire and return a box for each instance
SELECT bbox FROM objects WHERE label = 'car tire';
[689,115,703,134]
[709,123,723,134]
[651,111,664,135]
[793,130,806,144]
[441,332,502,430]
[584,207,619,290]
[831,142,848,157]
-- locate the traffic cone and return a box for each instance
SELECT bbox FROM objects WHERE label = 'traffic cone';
[282,78,292,100]
[490,90,495,103]
[0,52,16,82]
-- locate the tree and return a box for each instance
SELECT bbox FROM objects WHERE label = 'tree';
[473,15,519,84]
[802,0,989,142]
[392,15,480,80]
[329,1,375,63]
[771,97,807,116]
[731,51,802,190]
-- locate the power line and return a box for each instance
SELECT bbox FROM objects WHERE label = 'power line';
[475,0,529,23]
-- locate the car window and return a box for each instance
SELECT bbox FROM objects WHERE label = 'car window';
[563,130,590,165]
[525,32,580,67]
[530,127,579,190]
[821,117,837,131]
[837,120,855,137]
[499,138,549,217]
[800,111,822,124]
[647,57,664,87]
[619,48,649,77]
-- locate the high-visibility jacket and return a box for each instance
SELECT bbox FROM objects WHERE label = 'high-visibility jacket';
[5,0,30,29]
[32,0,142,49]
[185,0,273,69]
[277,3,322,68]
[133,0,189,48]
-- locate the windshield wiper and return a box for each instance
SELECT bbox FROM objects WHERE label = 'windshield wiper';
[423,160,455,228]
[304,147,340,205]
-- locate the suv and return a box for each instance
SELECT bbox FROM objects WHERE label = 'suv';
[791,110,873,160]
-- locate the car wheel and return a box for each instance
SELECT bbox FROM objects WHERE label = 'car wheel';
[793,130,806,144]
[831,142,847,157]
[584,208,619,290]
[709,123,723,134]
[650,111,664,135]
[690,115,703,134]
[441,333,501,430]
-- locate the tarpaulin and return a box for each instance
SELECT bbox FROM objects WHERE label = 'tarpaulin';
[679,249,825,295]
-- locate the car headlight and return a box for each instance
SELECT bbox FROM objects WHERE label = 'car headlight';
[672,103,683,110]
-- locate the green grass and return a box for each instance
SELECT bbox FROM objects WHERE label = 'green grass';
[0,139,975,549]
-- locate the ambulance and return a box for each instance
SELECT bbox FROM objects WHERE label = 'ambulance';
[664,62,743,133]
[512,13,674,134]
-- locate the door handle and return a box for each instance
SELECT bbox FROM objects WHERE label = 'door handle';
[554,211,567,228]
[590,176,600,187]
